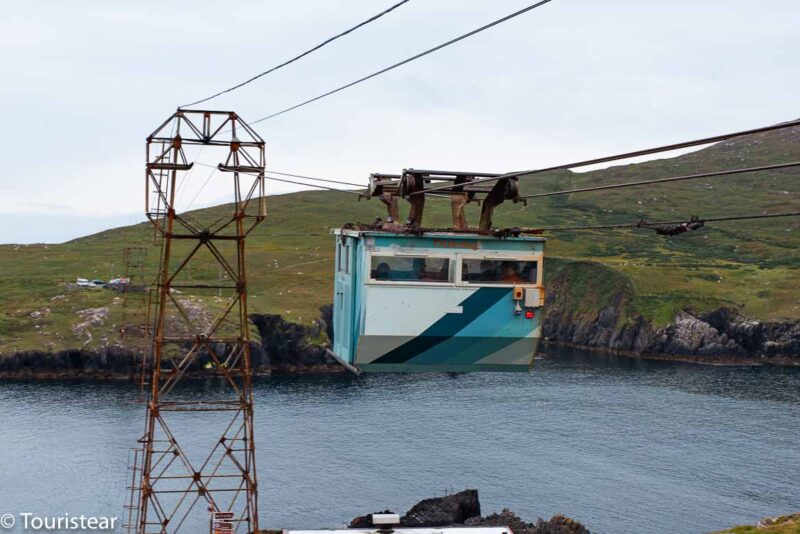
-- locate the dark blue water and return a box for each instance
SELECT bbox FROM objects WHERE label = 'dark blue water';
[1,348,799,534]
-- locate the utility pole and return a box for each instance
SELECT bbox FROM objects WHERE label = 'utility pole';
[125,110,266,534]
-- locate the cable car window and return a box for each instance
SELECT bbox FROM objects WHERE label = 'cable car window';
[461,258,538,285]
[337,242,351,274]
[370,256,451,283]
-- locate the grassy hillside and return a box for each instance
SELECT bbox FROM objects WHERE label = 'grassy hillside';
[713,512,800,533]
[0,126,798,354]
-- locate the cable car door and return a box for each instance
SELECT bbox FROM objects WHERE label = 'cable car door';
[333,237,357,363]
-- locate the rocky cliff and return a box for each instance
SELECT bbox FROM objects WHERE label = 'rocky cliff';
[2,260,798,378]
[543,260,800,363]
[0,345,140,379]
[249,306,341,373]
[0,342,274,379]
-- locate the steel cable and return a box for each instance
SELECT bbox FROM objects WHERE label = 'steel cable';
[264,174,364,195]
[249,0,555,124]
[180,0,413,108]
[417,119,800,195]
[267,170,365,187]
[519,161,800,199]
[524,211,800,233]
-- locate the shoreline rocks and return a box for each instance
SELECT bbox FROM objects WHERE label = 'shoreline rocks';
[2,301,798,380]
[0,346,139,380]
[350,490,590,534]
[542,259,800,363]
[249,307,341,374]
[401,489,481,527]
[544,305,800,364]
[466,509,590,534]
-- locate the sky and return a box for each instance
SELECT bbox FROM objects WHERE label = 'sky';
[1,0,798,243]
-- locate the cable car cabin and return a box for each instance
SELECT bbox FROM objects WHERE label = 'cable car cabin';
[330,229,545,372]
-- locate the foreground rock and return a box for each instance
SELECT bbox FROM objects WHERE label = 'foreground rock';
[466,509,589,534]
[350,490,589,533]
[401,489,481,527]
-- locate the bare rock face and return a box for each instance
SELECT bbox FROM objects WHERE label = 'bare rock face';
[72,306,110,346]
[652,311,746,357]
[249,313,341,373]
[400,489,481,527]
[466,509,590,534]
[349,492,589,533]
[319,303,334,344]
[651,308,800,360]
[0,346,139,379]
[541,259,800,362]
[702,307,800,357]
[534,515,590,534]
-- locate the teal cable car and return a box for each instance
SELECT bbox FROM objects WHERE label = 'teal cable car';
[329,169,545,373]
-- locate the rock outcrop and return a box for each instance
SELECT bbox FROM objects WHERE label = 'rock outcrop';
[0,342,272,379]
[350,490,589,533]
[400,489,481,527]
[0,345,139,379]
[548,306,800,363]
[466,509,590,534]
[249,308,341,373]
[542,260,800,363]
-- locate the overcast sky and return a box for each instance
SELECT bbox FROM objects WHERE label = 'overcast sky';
[1,0,797,243]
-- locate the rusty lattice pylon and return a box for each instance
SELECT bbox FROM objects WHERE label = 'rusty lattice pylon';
[126,110,266,534]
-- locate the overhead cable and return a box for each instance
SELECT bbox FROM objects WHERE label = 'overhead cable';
[184,165,218,212]
[194,162,370,193]
[524,211,800,233]
[267,170,365,187]
[196,164,453,199]
[195,163,365,187]
[520,161,800,199]
[249,0,555,124]
[258,171,459,203]
[264,174,364,195]
[268,171,455,200]
[416,119,800,195]
[180,0,413,108]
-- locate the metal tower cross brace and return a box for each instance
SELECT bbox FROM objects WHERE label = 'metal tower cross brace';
[127,110,266,534]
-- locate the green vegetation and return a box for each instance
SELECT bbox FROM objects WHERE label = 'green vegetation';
[544,258,636,328]
[713,513,800,533]
[0,127,798,353]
